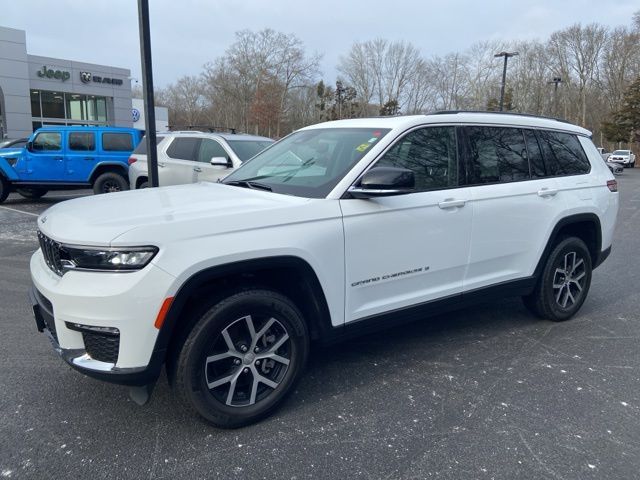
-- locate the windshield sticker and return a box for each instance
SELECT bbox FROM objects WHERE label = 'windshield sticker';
[356,143,372,152]
[368,137,378,143]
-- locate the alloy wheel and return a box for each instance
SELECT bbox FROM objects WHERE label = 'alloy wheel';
[552,251,587,309]
[204,314,291,407]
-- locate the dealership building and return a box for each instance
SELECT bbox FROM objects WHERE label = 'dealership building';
[0,25,167,139]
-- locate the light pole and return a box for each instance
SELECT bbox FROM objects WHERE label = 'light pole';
[494,51,519,111]
[137,0,159,188]
[547,77,562,117]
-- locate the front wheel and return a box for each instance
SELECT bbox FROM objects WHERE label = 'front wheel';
[16,187,48,199]
[523,237,592,321]
[172,289,309,428]
[0,177,9,203]
[93,172,129,194]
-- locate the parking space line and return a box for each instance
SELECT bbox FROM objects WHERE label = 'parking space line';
[0,205,39,217]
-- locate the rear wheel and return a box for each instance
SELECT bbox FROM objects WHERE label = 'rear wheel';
[93,172,128,194]
[138,181,148,189]
[172,289,309,428]
[0,177,9,203]
[523,237,592,321]
[16,187,48,199]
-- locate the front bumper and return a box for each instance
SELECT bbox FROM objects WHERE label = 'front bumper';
[29,249,176,385]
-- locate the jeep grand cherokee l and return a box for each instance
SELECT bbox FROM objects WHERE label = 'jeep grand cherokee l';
[29,112,618,427]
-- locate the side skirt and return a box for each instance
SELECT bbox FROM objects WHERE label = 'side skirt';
[321,277,537,345]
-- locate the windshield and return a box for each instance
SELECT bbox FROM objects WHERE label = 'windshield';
[226,139,274,161]
[223,128,391,198]
[612,150,629,155]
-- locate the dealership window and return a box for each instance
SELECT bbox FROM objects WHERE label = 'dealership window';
[40,91,65,118]
[30,89,109,130]
[31,90,41,117]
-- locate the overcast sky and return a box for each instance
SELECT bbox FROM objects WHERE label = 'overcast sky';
[3,0,638,87]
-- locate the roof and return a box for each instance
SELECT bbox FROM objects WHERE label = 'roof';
[156,131,272,142]
[38,126,141,132]
[302,112,591,136]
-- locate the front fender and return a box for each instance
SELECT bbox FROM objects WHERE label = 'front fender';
[0,156,21,181]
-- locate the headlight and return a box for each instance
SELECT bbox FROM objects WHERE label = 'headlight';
[61,246,158,272]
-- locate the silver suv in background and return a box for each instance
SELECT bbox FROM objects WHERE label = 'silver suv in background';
[128,131,273,188]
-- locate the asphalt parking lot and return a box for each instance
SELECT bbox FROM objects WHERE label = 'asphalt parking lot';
[1,174,639,480]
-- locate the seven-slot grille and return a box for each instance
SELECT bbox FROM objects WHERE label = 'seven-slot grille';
[37,230,65,276]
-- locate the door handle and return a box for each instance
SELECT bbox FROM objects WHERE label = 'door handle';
[193,167,202,172]
[53,156,63,161]
[537,188,558,197]
[158,163,166,168]
[438,198,466,209]
[83,157,94,161]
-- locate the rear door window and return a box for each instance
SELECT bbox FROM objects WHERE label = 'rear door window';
[68,132,95,151]
[465,126,529,184]
[132,136,165,154]
[166,137,201,161]
[537,131,590,176]
[102,133,134,151]
[523,130,546,178]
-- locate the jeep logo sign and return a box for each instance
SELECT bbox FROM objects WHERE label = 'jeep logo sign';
[36,65,70,82]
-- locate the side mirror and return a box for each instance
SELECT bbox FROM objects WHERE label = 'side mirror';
[26,141,33,152]
[348,167,415,199]
[210,156,232,168]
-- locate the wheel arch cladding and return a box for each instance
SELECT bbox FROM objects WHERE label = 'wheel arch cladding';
[534,213,602,278]
[89,163,128,183]
[157,256,333,366]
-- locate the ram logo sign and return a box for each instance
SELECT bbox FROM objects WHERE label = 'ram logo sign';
[80,72,92,84]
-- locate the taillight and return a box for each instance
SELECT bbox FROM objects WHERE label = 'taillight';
[607,180,618,192]
[128,156,137,165]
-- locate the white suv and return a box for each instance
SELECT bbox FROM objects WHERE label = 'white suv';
[30,112,618,427]
[608,149,636,168]
[128,131,273,188]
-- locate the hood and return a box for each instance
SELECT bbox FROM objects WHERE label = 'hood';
[38,182,318,246]
[0,147,23,157]
[38,182,313,246]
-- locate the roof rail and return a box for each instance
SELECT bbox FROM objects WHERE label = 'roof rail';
[429,110,573,125]
[168,125,238,134]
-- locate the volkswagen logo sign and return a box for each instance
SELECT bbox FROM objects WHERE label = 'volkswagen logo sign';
[80,71,92,83]
[132,108,141,123]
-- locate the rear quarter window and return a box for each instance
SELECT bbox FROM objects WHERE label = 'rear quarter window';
[537,131,590,176]
[102,133,134,151]
[132,135,165,155]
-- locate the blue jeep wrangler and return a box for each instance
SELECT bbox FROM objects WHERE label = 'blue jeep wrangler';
[0,126,143,203]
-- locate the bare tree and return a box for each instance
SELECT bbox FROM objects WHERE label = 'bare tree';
[548,23,608,127]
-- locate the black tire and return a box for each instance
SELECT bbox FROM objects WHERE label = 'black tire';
[138,181,148,189]
[523,237,592,321]
[172,289,309,428]
[92,172,129,194]
[16,187,48,199]
[0,176,9,203]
